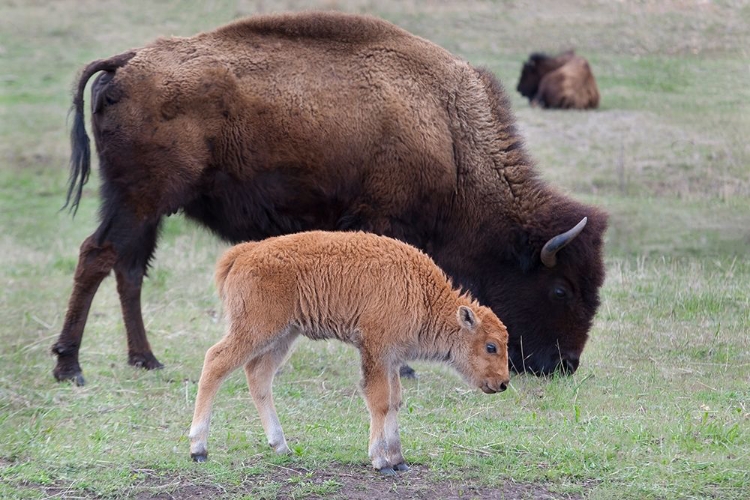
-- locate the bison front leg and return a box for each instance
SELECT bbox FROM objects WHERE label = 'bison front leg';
[52,235,117,385]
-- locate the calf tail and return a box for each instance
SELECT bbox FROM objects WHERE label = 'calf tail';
[64,51,136,215]
[215,243,259,300]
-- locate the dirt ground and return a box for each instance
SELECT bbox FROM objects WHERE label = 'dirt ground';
[165,466,582,499]
[28,464,585,499]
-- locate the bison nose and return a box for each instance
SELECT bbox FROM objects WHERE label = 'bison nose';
[559,357,579,375]
[498,381,508,392]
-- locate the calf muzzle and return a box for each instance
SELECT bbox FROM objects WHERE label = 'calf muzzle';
[481,380,509,394]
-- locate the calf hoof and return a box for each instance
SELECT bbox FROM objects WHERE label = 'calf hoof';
[271,443,292,455]
[393,462,410,472]
[128,352,164,370]
[191,452,208,463]
[399,364,417,380]
[377,467,396,476]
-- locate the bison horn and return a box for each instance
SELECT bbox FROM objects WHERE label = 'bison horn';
[540,217,588,268]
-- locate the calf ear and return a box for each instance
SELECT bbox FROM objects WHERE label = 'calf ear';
[457,306,480,332]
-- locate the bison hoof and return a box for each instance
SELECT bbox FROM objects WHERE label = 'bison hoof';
[128,353,164,370]
[191,452,208,462]
[52,349,85,386]
[378,467,396,476]
[393,462,410,472]
[53,366,85,386]
[399,364,417,379]
[63,372,86,387]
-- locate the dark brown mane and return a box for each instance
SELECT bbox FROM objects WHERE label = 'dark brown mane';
[473,66,543,209]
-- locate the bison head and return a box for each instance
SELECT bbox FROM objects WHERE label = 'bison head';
[516,53,548,101]
[478,210,607,375]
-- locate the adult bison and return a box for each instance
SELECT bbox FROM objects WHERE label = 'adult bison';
[517,50,600,109]
[54,12,607,385]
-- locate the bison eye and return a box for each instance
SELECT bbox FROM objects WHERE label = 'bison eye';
[486,343,497,354]
[553,286,568,300]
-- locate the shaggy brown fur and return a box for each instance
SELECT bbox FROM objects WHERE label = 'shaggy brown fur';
[517,50,600,109]
[188,231,510,473]
[53,12,607,386]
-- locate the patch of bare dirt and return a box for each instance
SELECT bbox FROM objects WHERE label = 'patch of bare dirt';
[129,464,582,500]
[18,464,584,499]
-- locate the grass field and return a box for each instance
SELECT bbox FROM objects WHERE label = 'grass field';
[1,1,748,498]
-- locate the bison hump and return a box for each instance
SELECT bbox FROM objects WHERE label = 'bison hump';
[213,11,410,45]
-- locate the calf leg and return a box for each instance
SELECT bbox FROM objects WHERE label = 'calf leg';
[52,235,117,385]
[360,351,398,474]
[244,331,298,454]
[385,371,408,471]
[189,334,255,462]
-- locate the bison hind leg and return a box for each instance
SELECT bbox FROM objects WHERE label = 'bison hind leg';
[106,213,163,372]
[52,234,118,385]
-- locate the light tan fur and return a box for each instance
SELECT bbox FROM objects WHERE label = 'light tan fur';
[189,231,509,473]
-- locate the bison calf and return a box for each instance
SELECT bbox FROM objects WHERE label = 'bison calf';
[517,50,600,109]
[189,231,510,474]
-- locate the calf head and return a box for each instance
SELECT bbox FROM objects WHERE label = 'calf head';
[457,305,510,394]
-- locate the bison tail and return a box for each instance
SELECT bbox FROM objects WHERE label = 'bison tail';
[63,51,136,215]
[215,243,259,300]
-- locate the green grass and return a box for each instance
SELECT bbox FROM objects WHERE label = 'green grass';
[1,1,749,499]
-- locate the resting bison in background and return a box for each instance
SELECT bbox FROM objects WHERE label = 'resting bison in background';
[54,11,607,386]
[517,50,600,109]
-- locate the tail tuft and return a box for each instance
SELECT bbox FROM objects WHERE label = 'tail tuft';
[62,51,136,215]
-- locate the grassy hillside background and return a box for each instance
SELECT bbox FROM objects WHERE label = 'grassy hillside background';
[1,1,748,498]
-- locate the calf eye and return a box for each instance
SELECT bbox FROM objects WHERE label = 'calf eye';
[486,343,497,354]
